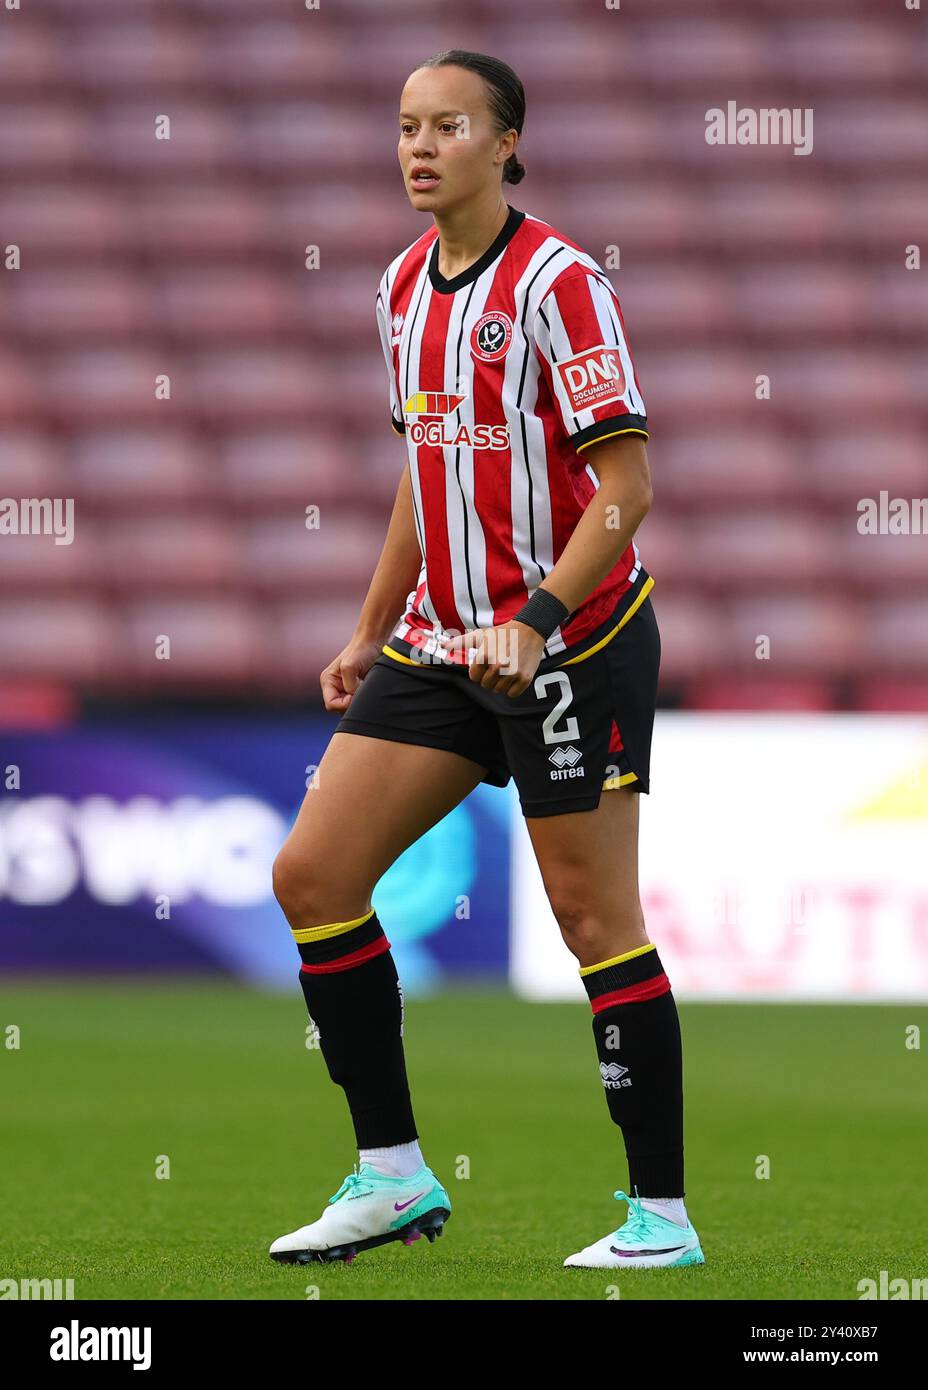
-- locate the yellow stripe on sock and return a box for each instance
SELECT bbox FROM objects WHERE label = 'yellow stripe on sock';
[291,907,376,945]
[579,942,656,977]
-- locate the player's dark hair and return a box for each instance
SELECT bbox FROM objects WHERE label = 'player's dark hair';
[417,49,526,185]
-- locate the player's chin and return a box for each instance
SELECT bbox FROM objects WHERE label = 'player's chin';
[407,181,446,208]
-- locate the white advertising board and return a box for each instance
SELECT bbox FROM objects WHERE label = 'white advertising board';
[511,715,928,1001]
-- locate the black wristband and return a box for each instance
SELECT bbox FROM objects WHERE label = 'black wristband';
[511,588,571,641]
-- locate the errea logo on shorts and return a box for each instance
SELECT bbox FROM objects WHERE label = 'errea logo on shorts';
[549,745,585,780]
[556,345,626,414]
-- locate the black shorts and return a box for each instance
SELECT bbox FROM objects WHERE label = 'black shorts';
[335,577,661,818]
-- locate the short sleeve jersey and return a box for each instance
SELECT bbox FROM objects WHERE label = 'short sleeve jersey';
[375,203,649,666]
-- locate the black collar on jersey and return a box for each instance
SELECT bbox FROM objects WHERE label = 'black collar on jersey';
[427,203,527,294]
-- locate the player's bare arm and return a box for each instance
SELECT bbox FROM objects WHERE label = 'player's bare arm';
[320,465,421,712]
[442,435,652,696]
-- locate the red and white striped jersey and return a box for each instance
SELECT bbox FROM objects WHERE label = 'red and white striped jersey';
[376,203,649,666]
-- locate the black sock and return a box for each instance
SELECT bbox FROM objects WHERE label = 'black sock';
[582,945,684,1197]
[294,909,417,1148]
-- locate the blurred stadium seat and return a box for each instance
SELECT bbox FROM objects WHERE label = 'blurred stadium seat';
[0,0,924,708]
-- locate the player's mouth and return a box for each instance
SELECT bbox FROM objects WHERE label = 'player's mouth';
[410,166,441,191]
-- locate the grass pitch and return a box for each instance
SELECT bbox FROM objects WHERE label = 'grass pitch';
[1,980,924,1300]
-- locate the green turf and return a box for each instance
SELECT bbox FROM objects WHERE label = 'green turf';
[1,980,924,1300]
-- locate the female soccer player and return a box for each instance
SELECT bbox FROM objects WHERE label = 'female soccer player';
[269,50,703,1271]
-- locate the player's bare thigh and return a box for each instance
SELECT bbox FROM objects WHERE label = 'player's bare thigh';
[272,731,486,930]
[524,786,648,968]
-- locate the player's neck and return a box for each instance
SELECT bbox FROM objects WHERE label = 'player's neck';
[433,194,509,281]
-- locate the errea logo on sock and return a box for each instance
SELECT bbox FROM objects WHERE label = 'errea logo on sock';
[600,1062,632,1089]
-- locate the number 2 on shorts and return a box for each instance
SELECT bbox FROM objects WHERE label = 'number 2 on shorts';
[534,670,579,744]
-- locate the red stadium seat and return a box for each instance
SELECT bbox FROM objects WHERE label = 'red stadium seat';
[72,430,212,504]
[1,0,925,699]
[816,102,928,166]
[643,351,755,424]
[528,106,675,170]
[241,516,378,595]
[0,104,90,173]
[723,595,861,673]
[0,22,62,95]
[106,517,242,591]
[830,525,928,590]
[207,22,340,95]
[99,104,238,174]
[618,268,730,341]
[0,354,39,421]
[125,185,265,257]
[633,513,694,588]
[769,351,915,422]
[641,594,727,682]
[7,271,150,342]
[44,351,174,424]
[273,598,397,685]
[866,270,928,339]
[0,430,65,494]
[122,597,270,686]
[864,600,928,673]
[545,186,695,254]
[689,677,834,711]
[731,267,863,339]
[779,21,915,86]
[690,512,832,587]
[152,271,297,341]
[856,679,928,712]
[67,21,208,92]
[656,430,801,505]
[845,183,928,249]
[634,20,773,88]
[0,600,116,679]
[806,431,928,501]
[696,182,837,252]
[0,524,100,591]
[0,187,125,257]
[189,351,333,423]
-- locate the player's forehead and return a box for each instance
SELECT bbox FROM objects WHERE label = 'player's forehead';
[399,65,488,122]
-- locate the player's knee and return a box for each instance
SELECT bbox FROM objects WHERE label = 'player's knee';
[549,893,644,963]
[552,901,609,961]
[271,847,297,918]
[272,846,370,932]
[271,847,321,926]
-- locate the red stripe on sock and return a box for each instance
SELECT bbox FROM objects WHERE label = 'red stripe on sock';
[590,973,671,1013]
[300,936,391,974]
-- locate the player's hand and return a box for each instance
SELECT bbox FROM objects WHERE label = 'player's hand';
[320,635,383,712]
[440,620,545,697]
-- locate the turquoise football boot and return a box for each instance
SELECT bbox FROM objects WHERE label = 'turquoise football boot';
[564,1189,705,1269]
[270,1162,451,1265]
